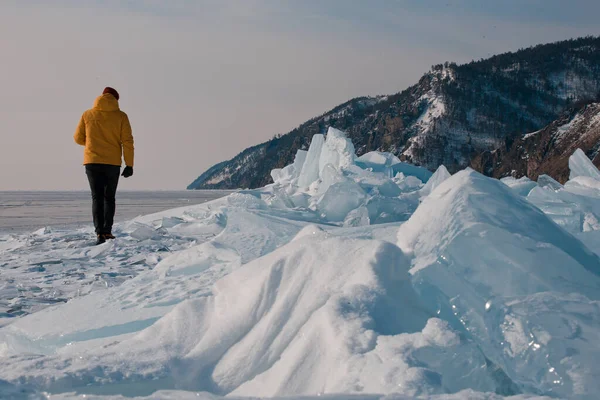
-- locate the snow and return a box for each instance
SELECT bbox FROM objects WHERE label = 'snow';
[402,88,446,161]
[399,169,600,290]
[3,388,554,400]
[555,113,585,143]
[205,172,231,185]
[416,94,446,128]
[0,228,495,397]
[591,105,600,127]
[2,131,600,399]
[522,129,542,140]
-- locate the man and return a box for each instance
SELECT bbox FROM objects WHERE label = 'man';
[74,87,135,245]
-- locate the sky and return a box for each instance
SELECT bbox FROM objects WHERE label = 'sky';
[1,0,599,190]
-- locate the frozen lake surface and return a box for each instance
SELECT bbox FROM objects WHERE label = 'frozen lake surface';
[0,190,232,234]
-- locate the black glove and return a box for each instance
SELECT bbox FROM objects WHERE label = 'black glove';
[122,166,133,178]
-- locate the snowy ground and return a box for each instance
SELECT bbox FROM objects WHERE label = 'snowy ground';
[1,129,599,399]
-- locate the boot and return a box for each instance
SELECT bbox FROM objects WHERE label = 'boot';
[103,233,116,240]
[96,234,106,245]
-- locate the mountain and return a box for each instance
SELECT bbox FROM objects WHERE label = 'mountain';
[472,101,600,183]
[189,36,600,190]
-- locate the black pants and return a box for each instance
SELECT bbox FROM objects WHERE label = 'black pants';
[85,164,120,235]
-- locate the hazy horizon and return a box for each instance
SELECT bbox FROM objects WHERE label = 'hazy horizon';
[1,0,599,190]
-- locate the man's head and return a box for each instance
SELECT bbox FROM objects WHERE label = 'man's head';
[102,87,120,101]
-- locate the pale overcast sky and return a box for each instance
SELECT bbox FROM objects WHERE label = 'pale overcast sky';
[1,0,599,190]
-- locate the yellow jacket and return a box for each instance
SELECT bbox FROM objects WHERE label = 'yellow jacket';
[74,94,134,167]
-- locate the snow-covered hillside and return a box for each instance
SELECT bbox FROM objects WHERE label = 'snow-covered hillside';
[2,128,600,399]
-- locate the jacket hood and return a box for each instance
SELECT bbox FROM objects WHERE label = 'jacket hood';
[93,93,120,111]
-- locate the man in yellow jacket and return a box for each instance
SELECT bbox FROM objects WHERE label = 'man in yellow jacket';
[74,87,135,245]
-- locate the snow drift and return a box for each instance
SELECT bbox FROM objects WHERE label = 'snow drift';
[399,169,600,293]
[0,227,513,397]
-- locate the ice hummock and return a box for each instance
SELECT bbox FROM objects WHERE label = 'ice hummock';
[317,179,367,221]
[355,151,400,177]
[398,169,600,397]
[272,150,308,184]
[399,169,600,291]
[318,127,356,175]
[263,128,433,224]
[297,134,325,188]
[500,176,537,196]
[569,148,600,180]
[355,152,433,183]
[536,174,562,190]
[526,150,600,234]
[356,151,401,167]
[391,162,433,183]
[420,165,451,196]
